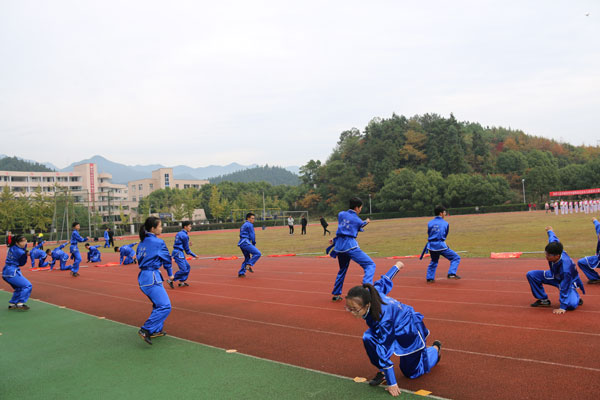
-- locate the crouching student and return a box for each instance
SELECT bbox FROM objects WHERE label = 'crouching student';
[30,241,50,268]
[85,243,102,263]
[50,242,72,271]
[2,235,33,311]
[136,217,174,345]
[577,218,600,284]
[526,226,585,314]
[115,243,138,265]
[345,262,441,397]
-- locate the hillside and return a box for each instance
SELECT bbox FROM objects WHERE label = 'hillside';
[209,165,300,185]
[0,156,54,172]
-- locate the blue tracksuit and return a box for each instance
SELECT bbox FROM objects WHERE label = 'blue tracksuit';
[172,230,197,282]
[362,265,439,386]
[526,230,585,310]
[120,243,138,265]
[50,243,71,270]
[577,220,600,282]
[238,221,261,276]
[70,230,88,273]
[2,244,33,305]
[87,245,102,263]
[329,209,376,295]
[103,230,110,248]
[424,216,460,280]
[137,233,173,334]
[30,242,49,268]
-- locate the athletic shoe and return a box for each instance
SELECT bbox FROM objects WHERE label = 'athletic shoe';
[368,371,386,386]
[578,298,583,306]
[178,282,189,287]
[71,272,80,277]
[8,304,17,310]
[427,279,435,283]
[133,259,138,264]
[238,273,246,278]
[447,274,461,279]
[332,295,343,302]
[16,304,30,311]
[166,279,174,289]
[138,328,152,345]
[246,266,254,273]
[433,340,442,362]
[150,331,167,338]
[587,279,600,284]
[531,299,551,307]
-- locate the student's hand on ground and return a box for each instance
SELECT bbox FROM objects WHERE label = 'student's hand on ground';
[386,384,401,397]
[553,308,566,315]
[328,239,333,245]
[545,226,552,232]
[394,261,404,270]
[169,275,174,280]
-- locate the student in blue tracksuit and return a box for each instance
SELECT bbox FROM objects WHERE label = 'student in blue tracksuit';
[526,226,585,314]
[50,242,72,271]
[345,262,441,397]
[237,212,261,278]
[577,218,600,284]
[328,197,376,302]
[136,216,174,345]
[2,235,33,311]
[115,243,138,265]
[30,241,50,268]
[167,221,198,289]
[69,222,88,277]
[85,243,102,263]
[421,205,461,282]
[103,228,110,248]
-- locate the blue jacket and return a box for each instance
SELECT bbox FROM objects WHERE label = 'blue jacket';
[87,245,101,259]
[426,216,449,251]
[52,243,70,262]
[70,230,88,252]
[333,209,368,252]
[3,245,29,278]
[30,242,47,261]
[104,231,110,241]
[593,220,600,256]
[363,265,429,386]
[546,230,585,310]
[238,221,256,246]
[136,233,172,287]
[120,243,138,264]
[172,230,197,258]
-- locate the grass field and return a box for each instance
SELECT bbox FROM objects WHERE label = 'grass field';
[106,210,600,259]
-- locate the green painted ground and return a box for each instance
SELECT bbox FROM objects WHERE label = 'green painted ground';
[0,292,444,400]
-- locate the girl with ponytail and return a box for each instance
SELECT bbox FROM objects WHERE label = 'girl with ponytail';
[135,216,175,345]
[2,235,33,310]
[345,261,441,397]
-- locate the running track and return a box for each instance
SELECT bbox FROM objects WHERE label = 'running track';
[4,248,600,399]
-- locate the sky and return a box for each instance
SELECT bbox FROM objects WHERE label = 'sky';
[1,0,598,169]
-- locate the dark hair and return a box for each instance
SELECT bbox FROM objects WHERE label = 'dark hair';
[346,284,386,322]
[45,249,52,255]
[349,197,363,210]
[246,212,255,220]
[545,241,563,256]
[114,246,120,252]
[72,221,80,228]
[85,243,90,247]
[434,205,446,216]
[181,221,192,228]
[10,234,26,247]
[139,216,161,241]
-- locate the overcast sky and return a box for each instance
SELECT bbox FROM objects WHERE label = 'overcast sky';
[1,0,598,169]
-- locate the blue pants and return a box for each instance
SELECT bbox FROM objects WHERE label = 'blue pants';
[363,330,439,380]
[526,270,581,310]
[139,282,171,334]
[426,248,461,280]
[577,256,600,281]
[31,257,49,268]
[3,272,33,304]
[88,254,101,263]
[238,243,261,275]
[122,256,135,265]
[331,248,376,295]
[104,239,110,248]
[51,257,71,271]
[173,256,191,282]
[70,248,82,273]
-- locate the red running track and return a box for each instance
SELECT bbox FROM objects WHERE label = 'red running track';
[2,247,600,400]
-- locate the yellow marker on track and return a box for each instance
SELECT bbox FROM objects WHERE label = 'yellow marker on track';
[225,349,237,353]
[415,389,432,396]
[353,377,367,383]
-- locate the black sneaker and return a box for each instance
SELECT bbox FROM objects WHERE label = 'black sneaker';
[433,340,442,362]
[332,295,343,302]
[8,304,17,310]
[447,274,461,279]
[578,298,583,306]
[71,272,80,277]
[427,279,435,283]
[246,266,254,273]
[138,328,152,345]
[531,299,551,307]
[16,304,30,311]
[368,371,386,386]
[150,331,167,338]
[166,279,174,289]
[238,273,246,278]
[178,282,189,287]
[587,279,600,285]
[133,259,138,264]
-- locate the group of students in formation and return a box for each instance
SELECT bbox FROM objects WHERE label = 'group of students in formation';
[4,196,599,397]
[546,199,600,215]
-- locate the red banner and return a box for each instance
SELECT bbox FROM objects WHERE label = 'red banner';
[549,188,600,197]
[89,164,95,201]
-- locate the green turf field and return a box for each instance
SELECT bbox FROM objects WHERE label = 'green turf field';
[0,292,445,400]
[104,211,599,259]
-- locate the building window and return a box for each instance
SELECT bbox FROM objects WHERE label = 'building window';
[138,196,143,201]
[176,184,179,189]
[70,177,79,182]
[138,184,143,190]
[149,183,153,190]
[132,197,136,202]
[164,174,170,187]
[57,177,69,182]
[10,176,27,182]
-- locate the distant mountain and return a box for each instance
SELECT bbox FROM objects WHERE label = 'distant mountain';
[209,165,300,185]
[0,156,54,172]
